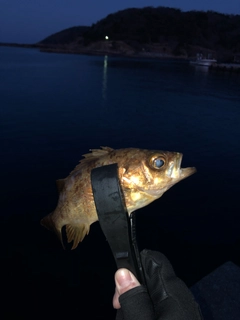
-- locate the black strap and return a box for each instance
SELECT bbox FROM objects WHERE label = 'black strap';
[91,163,145,284]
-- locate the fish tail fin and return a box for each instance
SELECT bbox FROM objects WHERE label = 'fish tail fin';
[65,223,90,250]
[41,214,65,249]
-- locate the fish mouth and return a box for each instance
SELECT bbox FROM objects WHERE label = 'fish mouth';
[128,152,196,198]
[146,153,196,197]
[180,166,197,179]
[167,153,196,180]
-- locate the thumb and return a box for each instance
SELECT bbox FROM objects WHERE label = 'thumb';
[113,268,141,309]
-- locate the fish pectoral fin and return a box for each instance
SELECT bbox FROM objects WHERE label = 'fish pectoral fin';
[65,223,90,250]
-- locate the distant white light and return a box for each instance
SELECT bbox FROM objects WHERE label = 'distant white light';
[105,36,109,40]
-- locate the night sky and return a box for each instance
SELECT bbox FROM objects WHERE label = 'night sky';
[1,0,240,44]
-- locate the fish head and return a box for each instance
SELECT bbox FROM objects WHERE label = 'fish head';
[119,149,196,212]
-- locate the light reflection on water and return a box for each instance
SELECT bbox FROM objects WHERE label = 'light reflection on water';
[102,55,108,101]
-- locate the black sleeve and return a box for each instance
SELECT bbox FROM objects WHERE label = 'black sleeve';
[115,286,154,320]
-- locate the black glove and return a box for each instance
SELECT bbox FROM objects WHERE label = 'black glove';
[116,249,203,320]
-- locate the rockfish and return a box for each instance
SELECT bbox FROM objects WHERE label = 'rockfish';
[41,147,196,249]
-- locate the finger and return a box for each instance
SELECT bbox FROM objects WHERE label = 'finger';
[113,268,141,309]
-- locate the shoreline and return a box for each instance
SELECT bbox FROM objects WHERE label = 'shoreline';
[209,62,240,73]
[1,42,240,72]
[39,47,185,60]
[0,41,187,60]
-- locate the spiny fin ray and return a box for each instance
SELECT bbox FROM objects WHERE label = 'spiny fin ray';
[81,146,114,162]
[70,146,114,173]
[41,214,65,249]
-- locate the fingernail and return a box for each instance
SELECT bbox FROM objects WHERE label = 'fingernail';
[115,269,135,289]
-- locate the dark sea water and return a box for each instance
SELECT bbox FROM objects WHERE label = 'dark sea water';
[1,46,240,318]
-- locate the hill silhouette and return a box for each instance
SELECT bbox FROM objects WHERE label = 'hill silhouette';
[39,26,89,45]
[37,6,240,61]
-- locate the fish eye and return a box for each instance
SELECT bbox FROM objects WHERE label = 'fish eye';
[151,157,165,169]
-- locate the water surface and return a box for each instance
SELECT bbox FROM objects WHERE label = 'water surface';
[1,47,240,308]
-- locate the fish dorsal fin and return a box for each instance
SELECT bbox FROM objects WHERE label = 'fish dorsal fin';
[65,223,90,250]
[70,147,114,174]
[75,146,114,167]
[70,147,114,173]
[82,146,114,159]
[56,179,66,193]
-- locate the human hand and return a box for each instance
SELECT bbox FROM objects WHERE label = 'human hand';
[113,249,203,320]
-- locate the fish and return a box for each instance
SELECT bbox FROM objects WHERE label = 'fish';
[41,147,196,249]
